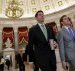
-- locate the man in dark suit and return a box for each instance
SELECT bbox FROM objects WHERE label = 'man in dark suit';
[15,48,25,71]
[27,10,57,71]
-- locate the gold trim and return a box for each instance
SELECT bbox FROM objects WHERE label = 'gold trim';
[6,0,24,19]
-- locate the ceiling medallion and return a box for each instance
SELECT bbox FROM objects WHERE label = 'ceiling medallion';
[6,0,24,19]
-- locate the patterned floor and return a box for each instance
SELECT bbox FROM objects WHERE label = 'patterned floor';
[4,49,64,71]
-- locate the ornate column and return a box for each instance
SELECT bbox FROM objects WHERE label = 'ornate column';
[14,27,18,50]
[12,27,18,70]
[0,27,3,52]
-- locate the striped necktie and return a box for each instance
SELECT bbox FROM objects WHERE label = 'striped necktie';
[68,27,74,39]
[41,24,47,40]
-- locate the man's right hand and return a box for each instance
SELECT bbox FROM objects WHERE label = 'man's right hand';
[29,62,35,69]
[24,62,29,65]
[62,61,69,70]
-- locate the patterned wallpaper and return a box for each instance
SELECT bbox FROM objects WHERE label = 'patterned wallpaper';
[0,0,75,18]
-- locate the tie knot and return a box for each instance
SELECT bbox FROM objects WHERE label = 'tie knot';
[41,24,44,26]
[41,24,45,28]
[68,27,72,32]
[68,27,71,30]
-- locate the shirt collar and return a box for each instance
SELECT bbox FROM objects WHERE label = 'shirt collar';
[63,26,70,30]
[38,23,44,25]
[38,23,45,27]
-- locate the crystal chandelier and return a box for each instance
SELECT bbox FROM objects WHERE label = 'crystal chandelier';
[6,0,24,19]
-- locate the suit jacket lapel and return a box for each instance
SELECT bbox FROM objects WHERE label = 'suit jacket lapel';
[62,27,71,39]
[62,27,75,41]
[36,24,47,41]
[71,28,75,39]
[45,25,49,40]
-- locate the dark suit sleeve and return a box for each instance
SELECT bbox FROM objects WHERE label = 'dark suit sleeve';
[28,28,34,49]
[23,45,29,62]
[25,28,35,62]
[15,54,18,64]
[23,53,26,62]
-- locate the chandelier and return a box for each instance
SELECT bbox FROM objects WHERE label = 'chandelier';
[6,0,24,19]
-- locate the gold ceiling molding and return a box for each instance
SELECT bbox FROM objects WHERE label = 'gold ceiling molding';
[5,0,24,19]
[0,0,2,14]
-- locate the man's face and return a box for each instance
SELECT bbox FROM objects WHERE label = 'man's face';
[36,12,44,23]
[62,16,71,26]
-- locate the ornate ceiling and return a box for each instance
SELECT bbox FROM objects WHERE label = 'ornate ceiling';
[0,0,75,18]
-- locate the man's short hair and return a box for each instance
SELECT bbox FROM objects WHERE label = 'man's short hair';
[35,10,44,17]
